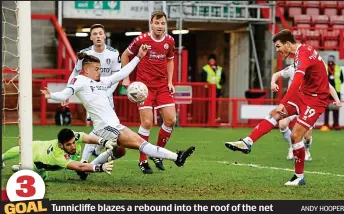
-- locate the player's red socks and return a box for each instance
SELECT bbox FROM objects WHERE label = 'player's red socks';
[248,116,278,143]
[157,124,173,148]
[138,126,150,162]
[292,141,305,176]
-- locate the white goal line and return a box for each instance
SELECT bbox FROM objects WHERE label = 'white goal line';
[218,161,344,178]
[117,159,344,178]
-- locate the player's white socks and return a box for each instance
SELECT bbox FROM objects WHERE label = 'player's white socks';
[139,141,178,161]
[303,137,312,150]
[243,137,253,145]
[138,126,150,137]
[280,128,292,149]
[81,143,97,163]
[90,150,113,165]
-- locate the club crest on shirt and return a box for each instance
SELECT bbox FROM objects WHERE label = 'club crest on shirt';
[106,58,111,65]
[70,78,77,85]
[74,133,80,141]
[164,43,169,50]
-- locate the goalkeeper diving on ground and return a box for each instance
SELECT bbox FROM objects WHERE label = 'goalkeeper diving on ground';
[1,128,122,180]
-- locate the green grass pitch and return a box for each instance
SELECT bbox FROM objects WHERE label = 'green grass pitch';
[2,125,344,200]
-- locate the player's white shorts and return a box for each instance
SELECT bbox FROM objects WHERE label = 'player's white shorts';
[287,115,297,121]
[92,124,126,142]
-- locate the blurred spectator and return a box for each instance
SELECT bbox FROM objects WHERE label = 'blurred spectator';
[201,54,226,97]
[201,54,226,122]
[321,55,343,130]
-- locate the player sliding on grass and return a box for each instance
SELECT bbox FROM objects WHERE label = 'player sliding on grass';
[64,24,122,162]
[41,46,195,180]
[1,128,121,180]
[271,65,342,161]
[225,29,341,186]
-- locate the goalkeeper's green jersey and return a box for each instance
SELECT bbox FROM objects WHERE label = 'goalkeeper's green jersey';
[33,132,85,171]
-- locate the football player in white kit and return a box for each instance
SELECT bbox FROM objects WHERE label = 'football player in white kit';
[41,46,195,178]
[271,64,341,161]
[66,24,122,163]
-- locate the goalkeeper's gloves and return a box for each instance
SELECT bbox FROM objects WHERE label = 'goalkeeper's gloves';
[94,157,114,175]
[98,137,117,151]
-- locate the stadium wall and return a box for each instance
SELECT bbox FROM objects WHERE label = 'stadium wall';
[2,1,56,69]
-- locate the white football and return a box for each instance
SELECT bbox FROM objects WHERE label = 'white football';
[127,81,148,103]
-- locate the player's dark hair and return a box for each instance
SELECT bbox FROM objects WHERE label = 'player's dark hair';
[77,52,100,66]
[272,29,296,44]
[90,24,105,33]
[57,128,75,144]
[151,10,167,22]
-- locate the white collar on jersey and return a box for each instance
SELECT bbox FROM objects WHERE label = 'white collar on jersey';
[92,44,107,54]
[150,31,166,42]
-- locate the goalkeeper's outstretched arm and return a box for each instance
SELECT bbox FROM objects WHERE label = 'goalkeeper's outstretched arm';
[66,159,114,174]
[81,133,117,151]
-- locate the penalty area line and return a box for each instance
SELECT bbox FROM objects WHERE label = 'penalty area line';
[218,161,344,177]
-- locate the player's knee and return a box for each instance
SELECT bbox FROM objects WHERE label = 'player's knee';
[304,134,312,142]
[270,110,282,121]
[164,116,176,127]
[290,131,302,143]
[141,119,153,130]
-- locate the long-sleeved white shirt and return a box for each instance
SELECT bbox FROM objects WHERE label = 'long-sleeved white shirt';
[50,56,140,130]
[68,45,121,108]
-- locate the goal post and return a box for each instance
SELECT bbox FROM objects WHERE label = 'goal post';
[17,1,33,170]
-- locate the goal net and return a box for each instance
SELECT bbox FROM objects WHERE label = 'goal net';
[2,1,33,169]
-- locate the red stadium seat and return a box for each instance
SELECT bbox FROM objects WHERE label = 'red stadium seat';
[306,8,319,16]
[323,40,339,49]
[324,8,337,17]
[342,9,344,16]
[304,1,320,8]
[320,1,338,8]
[288,7,302,18]
[286,1,303,7]
[332,25,344,38]
[295,38,303,43]
[294,15,311,25]
[330,16,344,25]
[304,30,320,40]
[339,2,344,9]
[323,30,340,40]
[292,30,303,41]
[315,24,330,37]
[305,40,320,49]
[276,1,286,7]
[296,23,311,28]
[315,23,329,28]
[312,15,329,24]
